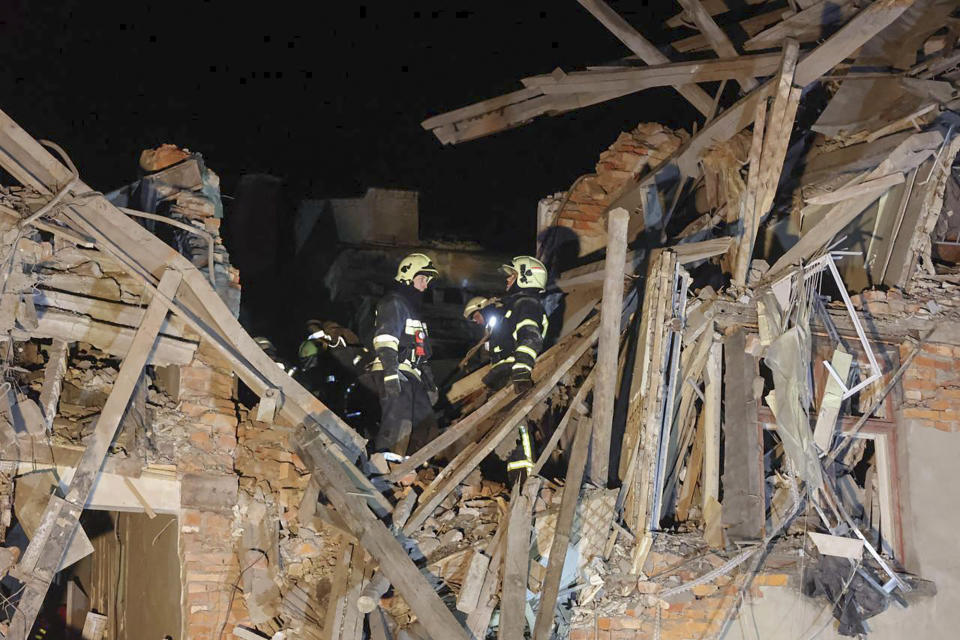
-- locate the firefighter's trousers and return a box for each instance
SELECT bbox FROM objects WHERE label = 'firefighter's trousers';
[374,373,437,455]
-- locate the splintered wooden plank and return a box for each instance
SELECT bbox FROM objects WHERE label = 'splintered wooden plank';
[8,269,182,640]
[499,478,540,640]
[466,493,511,638]
[521,54,783,94]
[322,545,354,640]
[702,340,722,511]
[402,319,600,535]
[672,7,788,53]
[614,0,919,212]
[294,427,471,640]
[721,329,765,540]
[733,39,800,285]
[730,95,768,284]
[675,409,706,522]
[665,0,770,29]
[804,172,906,205]
[589,208,629,485]
[576,0,715,116]
[422,87,544,130]
[532,403,594,640]
[676,0,759,91]
[744,0,860,51]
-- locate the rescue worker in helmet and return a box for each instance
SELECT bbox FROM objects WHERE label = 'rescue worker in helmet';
[370,253,440,454]
[481,256,549,394]
[457,296,502,373]
[481,256,550,482]
[254,336,295,375]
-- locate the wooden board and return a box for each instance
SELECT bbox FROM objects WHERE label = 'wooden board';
[532,405,594,640]
[676,0,759,91]
[402,319,600,535]
[721,328,765,540]
[613,0,919,213]
[499,478,540,640]
[575,0,715,116]
[294,427,471,640]
[589,208,628,485]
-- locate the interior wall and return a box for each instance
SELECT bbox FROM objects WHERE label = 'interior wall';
[726,418,960,639]
[73,512,181,640]
[117,513,181,640]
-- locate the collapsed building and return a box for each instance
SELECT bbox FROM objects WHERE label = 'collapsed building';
[0,0,958,639]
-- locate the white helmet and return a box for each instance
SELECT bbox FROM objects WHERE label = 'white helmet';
[463,296,493,319]
[501,255,548,291]
[395,253,439,284]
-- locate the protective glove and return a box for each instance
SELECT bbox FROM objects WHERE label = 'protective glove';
[383,373,402,398]
[482,366,509,391]
[427,388,440,406]
[512,367,533,394]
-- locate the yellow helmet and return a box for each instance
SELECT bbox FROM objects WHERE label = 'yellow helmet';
[500,255,548,291]
[395,252,439,284]
[463,296,492,319]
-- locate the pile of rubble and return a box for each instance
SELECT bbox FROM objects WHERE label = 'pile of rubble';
[0,1,958,640]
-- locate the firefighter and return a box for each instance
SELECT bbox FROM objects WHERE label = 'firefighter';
[370,253,440,454]
[481,256,549,479]
[457,296,502,372]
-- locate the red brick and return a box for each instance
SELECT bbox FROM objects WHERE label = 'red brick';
[755,573,789,587]
[902,408,940,420]
[934,421,958,432]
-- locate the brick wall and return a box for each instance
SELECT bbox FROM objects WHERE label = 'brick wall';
[177,342,247,639]
[543,123,685,258]
[899,341,960,433]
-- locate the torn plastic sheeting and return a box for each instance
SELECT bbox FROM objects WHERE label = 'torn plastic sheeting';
[763,324,823,492]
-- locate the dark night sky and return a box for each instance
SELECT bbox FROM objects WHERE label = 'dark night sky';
[0,0,702,252]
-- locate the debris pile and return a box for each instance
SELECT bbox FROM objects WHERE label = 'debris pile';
[0,1,958,639]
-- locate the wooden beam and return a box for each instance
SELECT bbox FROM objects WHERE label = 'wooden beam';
[702,340,722,512]
[532,403,594,640]
[804,172,906,205]
[744,0,860,52]
[21,306,196,366]
[294,427,471,640]
[676,0,759,91]
[386,385,513,481]
[499,478,540,640]
[8,269,182,640]
[521,53,783,94]
[616,0,919,211]
[391,315,600,480]
[403,319,600,535]
[576,0,716,116]
[733,39,801,286]
[589,208,629,485]
[672,7,790,53]
[731,95,768,285]
[721,328,764,540]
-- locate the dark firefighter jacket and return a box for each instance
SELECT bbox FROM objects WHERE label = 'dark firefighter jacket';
[489,289,548,378]
[371,283,434,387]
